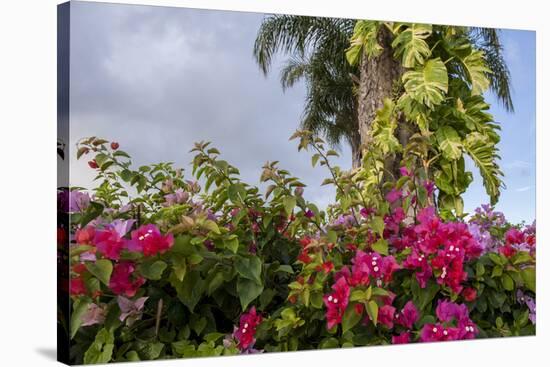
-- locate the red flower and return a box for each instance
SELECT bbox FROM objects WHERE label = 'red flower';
[378,305,396,328]
[505,228,524,245]
[392,331,411,344]
[127,224,174,257]
[395,301,419,329]
[386,188,403,204]
[297,249,312,264]
[70,277,87,296]
[233,307,262,351]
[499,245,517,258]
[462,287,477,302]
[109,262,145,297]
[323,276,350,329]
[94,228,126,260]
[299,236,312,248]
[88,160,99,169]
[316,261,334,274]
[75,226,96,245]
[110,142,119,150]
[420,324,460,342]
[72,263,87,274]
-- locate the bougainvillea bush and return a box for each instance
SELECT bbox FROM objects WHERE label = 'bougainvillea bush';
[62,135,535,364]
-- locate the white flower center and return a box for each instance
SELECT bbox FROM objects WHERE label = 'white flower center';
[328,295,333,302]
[333,298,338,304]
[373,266,379,272]
[372,261,377,266]
[432,327,438,333]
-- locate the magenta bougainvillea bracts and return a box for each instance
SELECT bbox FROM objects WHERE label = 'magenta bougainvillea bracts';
[108,262,145,297]
[233,307,263,351]
[127,224,174,257]
[420,300,478,342]
[323,276,350,329]
[94,227,126,260]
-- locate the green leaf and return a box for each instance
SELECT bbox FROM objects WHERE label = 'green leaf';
[139,260,167,280]
[342,305,362,333]
[227,183,246,204]
[203,220,220,235]
[436,126,463,160]
[83,328,114,364]
[224,237,239,254]
[80,201,104,227]
[237,278,264,310]
[366,300,379,326]
[402,58,448,109]
[172,255,187,282]
[392,23,432,68]
[172,270,204,312]
[311,154,320,167]
[371,239,388,256]
[412,279,439,310]
[319,337,340,349]
[235,256,262,284]
[70,296,91,339]
[85,259,113,286]
[520,267,536,293]
[512,251,533,265]
[282,196,296,216]
[461,50,491,95]
[370,216,385,236]
[139,342,164,360]
[346,20,382,66]
[464,132,503,205]
[501,273,515,291]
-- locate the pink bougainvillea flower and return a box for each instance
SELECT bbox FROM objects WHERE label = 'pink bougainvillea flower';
[499,245,517,258]
[420,324,460,342]
[323,276,350,329]
[81,303,106,327]
[127,224,174,257]
[233,306,263,351]
[304,209,315,218]
[420,299,478,342]
[109,262,145,297]
[70,277,87,296]
[505,228,525,245]
[395,301,419,329]
[75,225,96,245]
[423,180,435,197]
[392,331,411,344]
[163,188,190,207]
[110,219,135,238]
[69,190,91,213]
[94,227,126,260]
[378,305,396,328]
[386,188,403,204]
[399,166,412,177]
[360,207,375,218]
[117,296,148,326]
[379,255,400,283]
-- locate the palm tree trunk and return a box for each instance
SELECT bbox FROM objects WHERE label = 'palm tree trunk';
[357,26,402,176]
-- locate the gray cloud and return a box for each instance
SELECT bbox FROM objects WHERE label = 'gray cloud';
[69,1,351,207]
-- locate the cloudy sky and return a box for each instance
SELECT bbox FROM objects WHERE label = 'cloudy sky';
[69,1,536,223]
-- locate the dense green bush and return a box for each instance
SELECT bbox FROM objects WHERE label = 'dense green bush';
[61,134,535,364]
